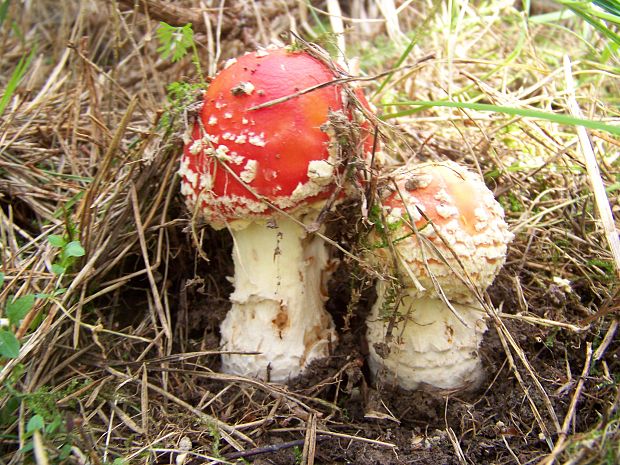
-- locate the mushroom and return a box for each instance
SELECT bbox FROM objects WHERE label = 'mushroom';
[180,46,373,382]
[365,161,513,391]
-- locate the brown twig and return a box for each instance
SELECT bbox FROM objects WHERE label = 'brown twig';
[116,0,216,33]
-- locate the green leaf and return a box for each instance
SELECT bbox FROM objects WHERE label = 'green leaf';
[0,47,35,117]
[47,234,66,248]
[45,416,62,434]
[34,288,66,299]
[59,443,73,460]
[26,414,44,433]
[6,294,35,325]
[0,396,20,425]
[156,22,194,62]
[51,264,66,275]
[0,329,20,359]
[0,272,4,288]
[64,241,85,258]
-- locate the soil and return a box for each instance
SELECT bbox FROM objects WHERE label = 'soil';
[148,214,618,465]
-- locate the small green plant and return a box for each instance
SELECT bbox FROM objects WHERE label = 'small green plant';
[367,203,428,249]
[0,234,77,360]
[156,22,203,77]
[3,381,78,462]
[379,278,402,321]
[587,258,616,282]
[499,192,524,213]
[0,327,19,359]
[155,21,210,131]
[47,234,85,275]
[0,294,31,356]
[368,203,404,233]
[158,80,207,131]
[207,422,221,458]
[0,273,31,359]
[292,445,303,464]
[544,329,558,349]
[0,287,64,360]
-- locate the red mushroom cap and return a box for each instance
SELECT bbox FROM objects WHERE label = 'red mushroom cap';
[180,47,373,229]
[368,161,513,300]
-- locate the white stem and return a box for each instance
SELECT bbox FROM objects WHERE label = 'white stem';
[366,281,487,391]
[220,217,336,382]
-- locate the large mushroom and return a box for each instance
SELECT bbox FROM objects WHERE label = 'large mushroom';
[179,46,373,382]
[365,161,513,391]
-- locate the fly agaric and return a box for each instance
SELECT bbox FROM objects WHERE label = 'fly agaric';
[179,46,373,382]
[365,161,512,390]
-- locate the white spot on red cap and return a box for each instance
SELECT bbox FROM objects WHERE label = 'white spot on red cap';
[202,133,219,145]
[385,207,403,225]
[180,180,194,197]
[240,159,258,183]
[307,160,334,186]
[214,145,230,160]
[436,203,459,219]
[434,188,452,204]
[223,57,237,69]
[188,139,204,155]
[231,81,255,95]
[248,133,266,147]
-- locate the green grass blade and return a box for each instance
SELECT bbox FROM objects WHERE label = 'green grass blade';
[381,100,620,136]
[0,47,35,117]
[571,8,620,45]
[307,0,328,35]
[555,0,620,46]
[373,0,442,99]
[529,9,577,23]
[0,0,10,30]
[593,0,620,18]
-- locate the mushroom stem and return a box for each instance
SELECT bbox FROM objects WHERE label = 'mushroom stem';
[220,217,336,382]
[367,281,487,391]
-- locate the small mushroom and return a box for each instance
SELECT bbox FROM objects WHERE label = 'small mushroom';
[180,46,373,382]
[365,161,513,391]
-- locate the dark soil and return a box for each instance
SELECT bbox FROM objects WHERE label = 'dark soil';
[148,216,618,465]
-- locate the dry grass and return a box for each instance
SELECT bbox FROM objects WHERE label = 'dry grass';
[0,1,618,464]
